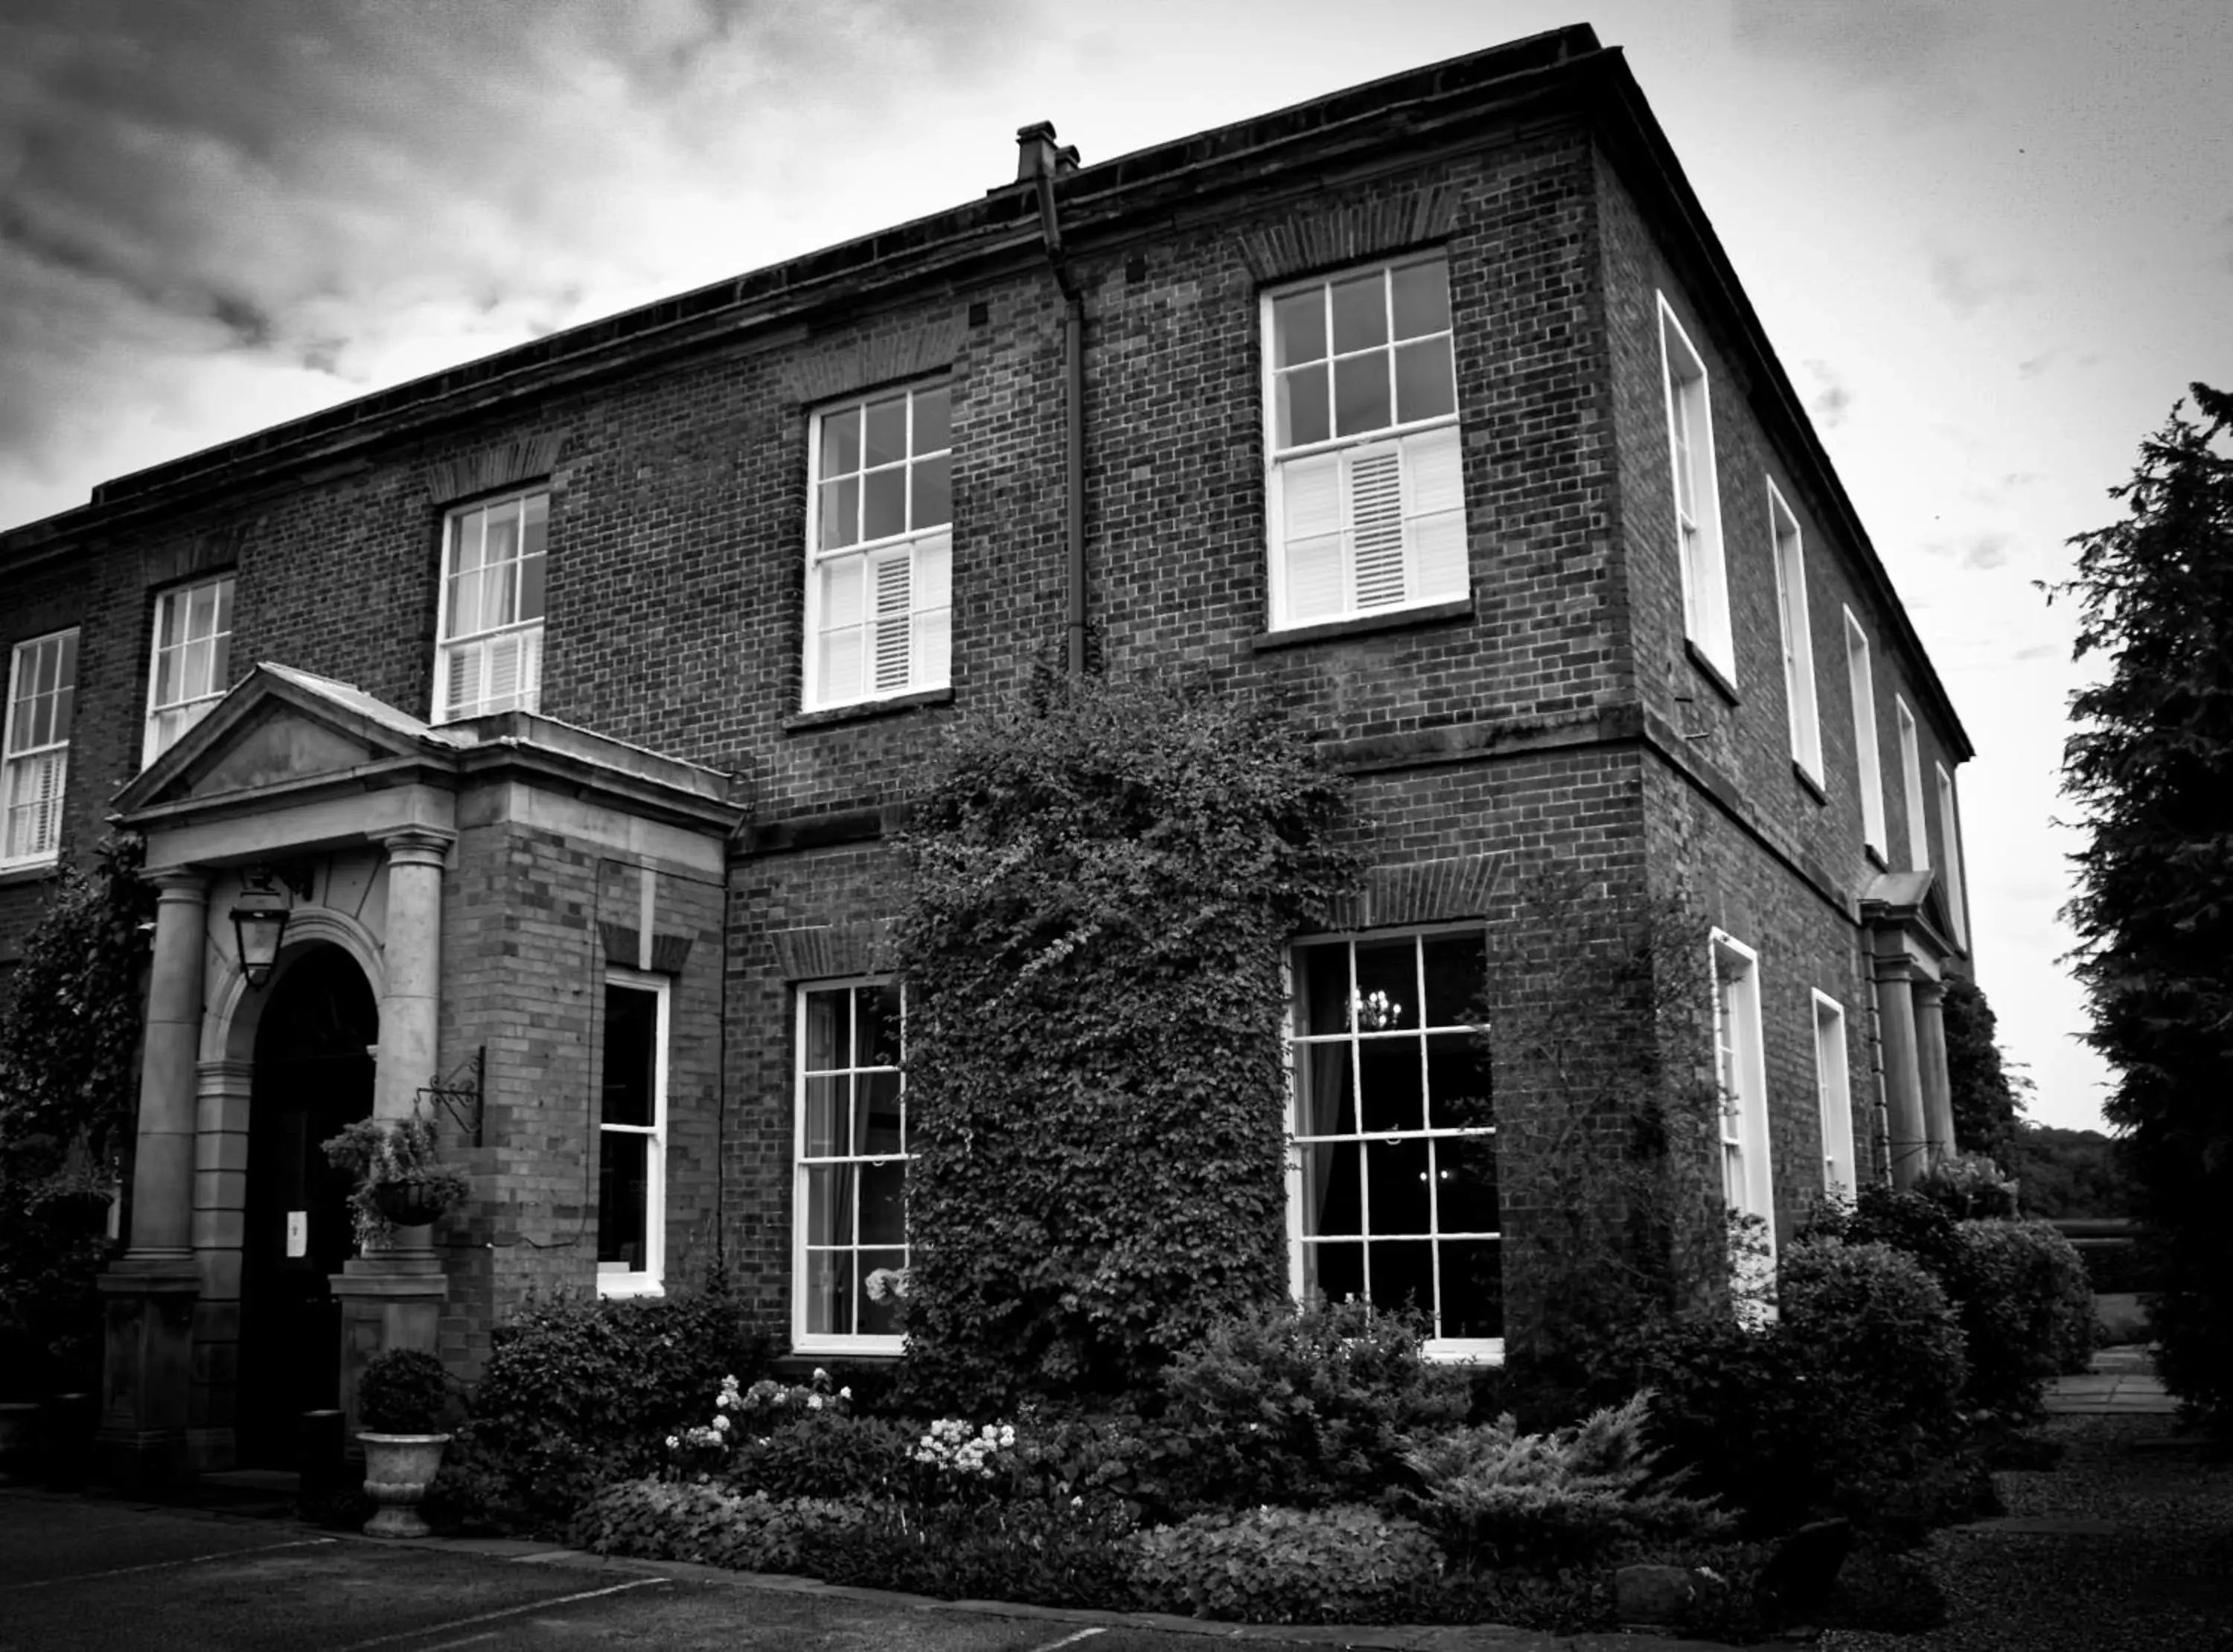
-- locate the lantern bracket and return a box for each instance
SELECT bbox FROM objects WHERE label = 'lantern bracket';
[418,1046,485,1148]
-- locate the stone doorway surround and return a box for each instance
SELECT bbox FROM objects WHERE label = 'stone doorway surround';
[1859,869,1964,1189]
[98,662,742,1485]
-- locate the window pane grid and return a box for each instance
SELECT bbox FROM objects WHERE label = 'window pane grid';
[3,630,77,866]
[807,384,953,708]
[438,491,547,723]
[144,577,234,763]
[1290,932,1496,1343]
[796,982,910,1343]
[597,976,666,1290]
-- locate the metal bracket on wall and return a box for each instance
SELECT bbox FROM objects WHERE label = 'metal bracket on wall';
[418,1046,485,1148]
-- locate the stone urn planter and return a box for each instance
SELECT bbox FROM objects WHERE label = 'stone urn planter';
[354,1348,455,1539]
[0,1401,39,1485]
[359,1430,452,1537]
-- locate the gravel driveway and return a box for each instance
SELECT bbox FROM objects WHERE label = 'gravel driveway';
[1824,1412,2233,1651]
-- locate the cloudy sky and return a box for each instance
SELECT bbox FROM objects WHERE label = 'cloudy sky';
[4,0,2226,1131]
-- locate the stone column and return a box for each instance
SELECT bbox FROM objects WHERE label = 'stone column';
[188,1057,253,1470]
[1914,979,1955,1170]
[1872,955,1930,1190]
[331,829,453,1441]
[97,868,208,1487]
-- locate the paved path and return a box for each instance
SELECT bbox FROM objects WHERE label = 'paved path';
[2042,1346,2177,1415]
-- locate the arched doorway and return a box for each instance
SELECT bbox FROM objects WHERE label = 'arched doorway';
[237,944,378,1467]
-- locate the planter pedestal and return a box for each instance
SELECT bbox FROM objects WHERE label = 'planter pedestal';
[359,1431,450,1537]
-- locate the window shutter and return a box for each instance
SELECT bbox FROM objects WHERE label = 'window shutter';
[444,641,478,720]
[518,626,543,713]
[1345,446,1406,610]
[1402,426,1468,601]
[872,555,913,693]
[1280,454,1344,624]
[5,749,66,860]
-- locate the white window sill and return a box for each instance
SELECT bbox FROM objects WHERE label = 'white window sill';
[787,685,953,733]
[0,857,62,886]
[790,1335,905,1358]
[595,1275,665,1300]
[1249,595,1475,653]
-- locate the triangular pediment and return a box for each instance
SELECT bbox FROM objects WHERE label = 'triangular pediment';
[114,663,472,816]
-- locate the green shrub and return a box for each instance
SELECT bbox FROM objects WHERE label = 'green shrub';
[1160,1298,1470,1508]
[726,1412,918,1502]
[1129,1504,1444,1624]
[570,1479,865,1573]
[1954,1220,2098,1393]
[358,1348,451,1433]
[2073,1238,2156,1296]
[455,1287,771,1531]
[803,1496,1142,1609]
[1812,1187,2092,1417]
[1916,1153,2020,1220]
[1400,1392,1729,1569]
[1600,1238,1967,1534]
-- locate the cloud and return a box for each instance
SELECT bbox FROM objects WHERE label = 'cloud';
[1929,250,2031,317]
[0,0,1018,525]
[1728,0,1984,88]
[1802,357,1853,426]
[1961,533,2013,570]
[2219,211,2233,277]
[2017,350,2056,380]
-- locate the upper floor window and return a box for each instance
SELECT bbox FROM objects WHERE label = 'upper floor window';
[1660,298,1731,681]
[436,489,546,723]
[795,979,910,1351]
[1844,609,1887,857]
[805,383,952,710]
[1768,481,1823,781]
[1263,255,1468,630]
[1936,762,1969,948]
[144,574,234,764]
[1896,696,1929,871]
[1288,929,1498,1359]
[598,970,668,1297]
[3,628,77,869]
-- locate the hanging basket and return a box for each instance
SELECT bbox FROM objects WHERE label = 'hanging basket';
[368,1177,453,1229]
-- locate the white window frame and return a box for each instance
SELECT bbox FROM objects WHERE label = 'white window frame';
[2,628,77,871]
[596,967,668,1299]
[1284,926,1500,1363]
[1896,697,1929,871]
[1661,296,1731,681]
[1937,762,1970,948]
[802,381,953,711]
[1262,253,1469,631]
[793,977,911,1354]
[1844,609,1887,857]
[1710,929,1775,1259]
[143,574,234,765]
[1767,480,1823,782]
[434,487,547,723]
[1812,990,1856,1203]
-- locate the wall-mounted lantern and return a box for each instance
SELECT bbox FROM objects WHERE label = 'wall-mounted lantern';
[229,866,294,990]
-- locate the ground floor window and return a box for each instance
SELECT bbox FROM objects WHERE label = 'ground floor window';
[598,970,668,1296]
[1812,990,1856,1202]
[1710,930,1776,1307]
[794,979,908,1352]
[1287,928,1499,1358]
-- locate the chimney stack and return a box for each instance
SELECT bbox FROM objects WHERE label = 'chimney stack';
[1015,121,1081,183]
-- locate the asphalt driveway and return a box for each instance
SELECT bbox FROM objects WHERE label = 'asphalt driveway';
[0,1488,1653,1652]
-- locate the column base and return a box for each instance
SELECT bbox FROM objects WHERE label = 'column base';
[95,1262,202,1491]
[330,1240,449,1438]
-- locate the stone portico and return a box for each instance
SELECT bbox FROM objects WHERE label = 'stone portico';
[97,664,741,1484]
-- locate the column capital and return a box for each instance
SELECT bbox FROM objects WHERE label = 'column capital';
[147,867,210,900]
[1912,977,1947,1007]
[371,827,455,868]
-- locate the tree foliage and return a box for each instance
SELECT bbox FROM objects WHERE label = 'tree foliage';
[1942,976,2025,1171]
[0,835,155,1394]
[893,676,1360,1407]
[2013,1124,2131,1221]
[2053,382,2233,1427]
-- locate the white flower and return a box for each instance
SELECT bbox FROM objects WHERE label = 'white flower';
[813,1368,829,1383]
[840,1386,852,1400]
[808,1394,825,1410]
[665,1435,680,1450]
[712,1414,730,1432]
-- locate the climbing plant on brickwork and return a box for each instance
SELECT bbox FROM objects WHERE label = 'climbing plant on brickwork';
[2053,382,2233,1430]
[893,674,1361,1408]
[0,834,155,1392]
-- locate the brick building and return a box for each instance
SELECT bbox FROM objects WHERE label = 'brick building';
[0,25,1974,1481]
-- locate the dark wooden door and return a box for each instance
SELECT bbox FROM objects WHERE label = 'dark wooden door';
[237,947,377,1468]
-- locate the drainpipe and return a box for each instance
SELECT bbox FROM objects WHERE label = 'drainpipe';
[1019,122,1087,676]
